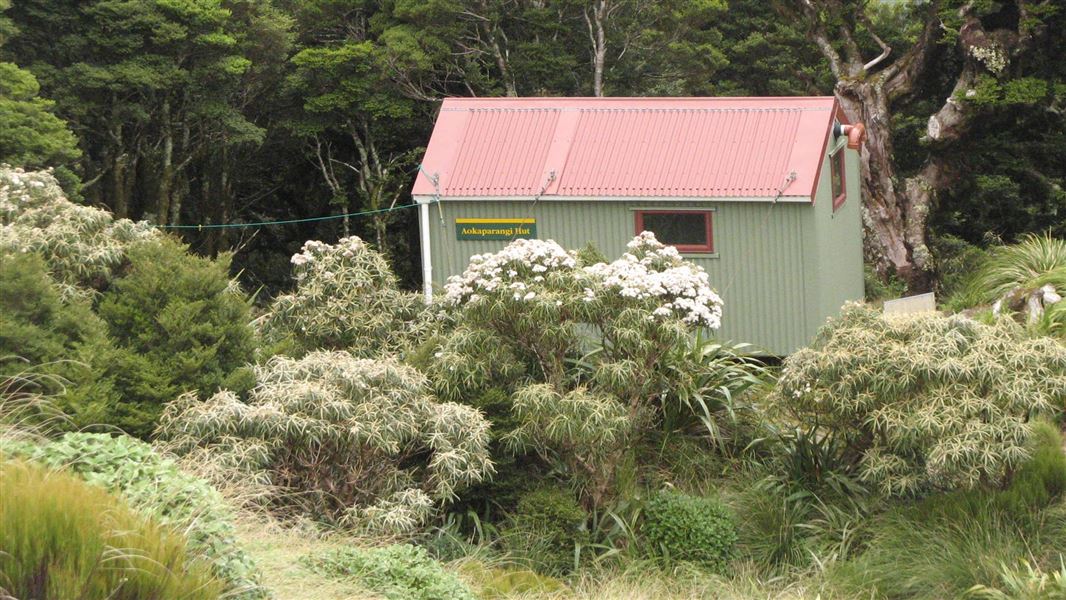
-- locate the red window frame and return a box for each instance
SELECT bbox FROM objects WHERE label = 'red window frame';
[831,150,847,212]
[634,210,714,253]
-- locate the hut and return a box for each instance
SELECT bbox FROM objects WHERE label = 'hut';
[412,96,866,354]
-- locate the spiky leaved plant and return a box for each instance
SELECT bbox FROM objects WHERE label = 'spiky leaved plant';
[0,166,157,296]
[259,236,434,357]
[431,233,727,507]
[158,351,494,533]
[773,303,1066,497]
[975,233,1066,335]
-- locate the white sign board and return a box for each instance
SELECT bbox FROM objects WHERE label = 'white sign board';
[883,292,937,316]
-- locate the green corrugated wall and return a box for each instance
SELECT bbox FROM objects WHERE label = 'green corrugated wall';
[426,146,864,355]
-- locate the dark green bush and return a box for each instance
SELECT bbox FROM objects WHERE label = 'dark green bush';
[96,237,257,436]
[0,460,223,600]
[506,486,589,575]
[303,544,476,600]
[13,432,268,599]
[642,490,737,573]
[0,252,118,426]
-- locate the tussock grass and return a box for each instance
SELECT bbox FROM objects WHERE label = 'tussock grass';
[0,460,223,600]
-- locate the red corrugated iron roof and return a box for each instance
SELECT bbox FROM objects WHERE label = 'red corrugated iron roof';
[412,97,847,201]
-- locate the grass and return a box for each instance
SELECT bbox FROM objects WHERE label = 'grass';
[0,460,223,600]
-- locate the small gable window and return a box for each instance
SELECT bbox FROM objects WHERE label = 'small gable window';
[831,146,846,211]
[635,210,714,253]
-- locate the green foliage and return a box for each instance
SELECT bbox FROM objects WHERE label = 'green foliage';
[773,304,1065,496]
[506,487,589,576]
[11,432,268,599]
[458,562,567,599]
[0,62,80,183]
[95,237,257,436]
[303,544,477,600]
[159,351,494,531]
[0,460,224,600]
[966,560,1066,600]
[970,234,1066,336]
[864,264,907,302]
[433,234,726,507]
[642,490,737,573]
[0,252,119,426]
[0,166,158,292]
[932,234,990,311]
[260,236,432,357]
[827,426,1066,599]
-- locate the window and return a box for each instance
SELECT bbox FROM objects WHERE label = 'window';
[635,210,714,253]
[831,148,846,211]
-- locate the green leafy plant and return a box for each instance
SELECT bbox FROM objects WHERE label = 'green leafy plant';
[972,233,1066,335]
[159,351,494,531]
[260,236,433,357]
[95,237,257,437]
[0,166,157,294]
[641,489,737,573]
[504,486,590,575]
[773,303,1065,497]
[0,252,118,427]
[303,544,477,600]
[965,559,1066,600]
[0,460,224,600]
[12,432,268,599]
[432,234,726,508]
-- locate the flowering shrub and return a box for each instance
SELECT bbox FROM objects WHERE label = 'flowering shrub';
[158,351,494,532]
[261,235,434,357]
[432,233,727,507]
[0,166,157,295]
[772,303,1066,497]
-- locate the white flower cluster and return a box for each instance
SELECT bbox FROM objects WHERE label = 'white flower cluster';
[443,232,723,330]
[1,165,158,291]
[290,236,366,275]
[442,238,577,305]
[586,231,723,329]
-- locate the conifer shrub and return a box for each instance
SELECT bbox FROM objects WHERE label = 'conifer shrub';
[0,460,223,600]
[13,432,269,599]
[0,252,118,426]
[159,351,494,532]
[96,237,257,437]
[260,236,434,357]
[773,303,1066,497]
[303,544,477,600]
[641,490,737,573]
[505,486,589,575]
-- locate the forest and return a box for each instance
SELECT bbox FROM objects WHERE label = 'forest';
[1,1,1065,599]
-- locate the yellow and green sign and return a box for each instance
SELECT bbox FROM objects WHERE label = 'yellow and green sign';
[456,218,536,240]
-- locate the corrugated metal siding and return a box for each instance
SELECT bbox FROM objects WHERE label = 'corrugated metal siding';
[429,200,813,354]
[808,144,865,329]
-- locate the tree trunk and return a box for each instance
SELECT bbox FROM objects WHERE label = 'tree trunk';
[585,0,609,97]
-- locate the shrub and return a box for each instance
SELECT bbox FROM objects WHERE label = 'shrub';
[0,166,157,293]
[12,432,268,599]
[773,303,1066,497]
[0,252,119,426]
[828,429,1066,599]
[642,490,737,573]
[972,233,1066,336]
[303,544,477,600]
[260,236,433,357]
[159,351,494,531]
[0,460,223,600]
[95,237,257,437]
[433,233,726,507]
[505,486,589,575]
